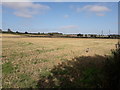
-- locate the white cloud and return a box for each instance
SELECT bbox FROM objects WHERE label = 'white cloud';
[14,12,33,18]
[76,5,110,16]
[60,25,79,30]
[64,14,69,18]
[78,5,110,12]
[96,13,105,16]
[3,2,50,18]
[77,5,110,12]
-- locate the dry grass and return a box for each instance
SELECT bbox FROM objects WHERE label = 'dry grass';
[2,34,118,88]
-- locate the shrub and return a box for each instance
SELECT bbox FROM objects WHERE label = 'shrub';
[104,48,120,89]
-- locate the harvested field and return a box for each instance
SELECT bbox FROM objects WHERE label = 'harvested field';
[1,34,118,88]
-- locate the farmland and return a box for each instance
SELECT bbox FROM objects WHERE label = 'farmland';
[2,34,118,88]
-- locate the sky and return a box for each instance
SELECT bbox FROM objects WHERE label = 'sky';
[1,2,118,34]
[2,0,120,2]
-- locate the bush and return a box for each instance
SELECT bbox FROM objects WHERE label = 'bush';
[104,48,120,89]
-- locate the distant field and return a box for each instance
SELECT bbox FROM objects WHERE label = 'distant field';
[2,34,118,88]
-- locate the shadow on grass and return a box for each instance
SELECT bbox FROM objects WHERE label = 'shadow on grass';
[103,48,120,89]
[37,55,107,88]
[36,48,120,88]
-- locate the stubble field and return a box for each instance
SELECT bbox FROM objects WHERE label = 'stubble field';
[1,34,118,88]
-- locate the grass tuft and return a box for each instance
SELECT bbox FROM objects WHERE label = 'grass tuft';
[3,62,14,74]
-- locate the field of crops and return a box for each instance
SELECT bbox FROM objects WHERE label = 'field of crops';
[2,34,118,88]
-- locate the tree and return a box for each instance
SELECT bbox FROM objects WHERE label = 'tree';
[77,33,83,37]
[0,29,2,33]
[38,32,40,34]
[48,33,53,36]
[16,31,19,33]
[25,31,28,34]
[85,34,88,37]
[90,34,97,38]
[8,28,13,33]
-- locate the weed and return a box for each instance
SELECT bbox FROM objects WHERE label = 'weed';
[19,74,30,82]
[31,58,49,64]
[18,42,33,46]
[40,59,49,63]
[36,49,44,53]
[17,74,37,88]
[40,71,51,78]
[2,62,14,74]
[36,48,62,54]
[0,56,6,58]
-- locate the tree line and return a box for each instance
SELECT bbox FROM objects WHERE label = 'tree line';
[0,28,120,39]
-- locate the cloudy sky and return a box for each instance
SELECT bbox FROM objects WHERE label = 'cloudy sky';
[2,2,118,34]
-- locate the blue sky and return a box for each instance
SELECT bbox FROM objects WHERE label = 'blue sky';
[2,2,118,34]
